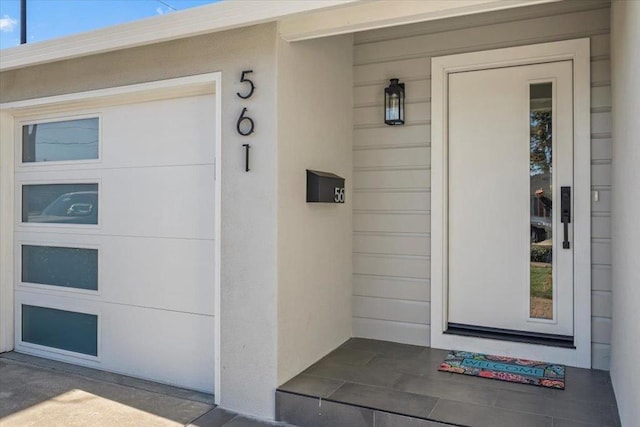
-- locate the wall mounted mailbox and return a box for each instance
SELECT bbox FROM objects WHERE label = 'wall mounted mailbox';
[306,170,345,203]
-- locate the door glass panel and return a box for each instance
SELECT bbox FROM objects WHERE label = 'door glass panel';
[22,305,98,356]
[529,82,553,320]
[22,245,98,290]
[22,183,98,224]
[22,118,99,163]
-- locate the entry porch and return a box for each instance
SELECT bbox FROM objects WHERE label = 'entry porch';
[276,338,620,427]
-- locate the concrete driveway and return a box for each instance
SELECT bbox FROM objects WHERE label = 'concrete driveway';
[0,353,288,427]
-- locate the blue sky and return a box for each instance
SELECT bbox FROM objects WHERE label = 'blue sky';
[0,0,220,49]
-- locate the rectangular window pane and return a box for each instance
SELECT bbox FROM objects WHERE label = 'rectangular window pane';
[22,118,99,163]
[529,82,553,320]
[22,184,98,225]
[22,305,98,356]
[22,245,98,290]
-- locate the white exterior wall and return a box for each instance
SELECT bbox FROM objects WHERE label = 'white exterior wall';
[610,0,640,425]
[352,1,613,369]
[276,34,353,385]
[0,24,280,418]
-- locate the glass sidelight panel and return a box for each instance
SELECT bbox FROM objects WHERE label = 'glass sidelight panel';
[22,245,98,290]
[22,183,98,225]
[22,305,98,356]
[22,118,99,163]
[529,82,553,320]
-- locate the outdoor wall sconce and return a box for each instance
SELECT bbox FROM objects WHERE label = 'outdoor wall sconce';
[384,78,405,125]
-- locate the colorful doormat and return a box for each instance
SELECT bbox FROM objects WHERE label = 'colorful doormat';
[439,351,565,389]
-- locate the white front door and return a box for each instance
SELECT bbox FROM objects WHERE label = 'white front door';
[447,60,574,338]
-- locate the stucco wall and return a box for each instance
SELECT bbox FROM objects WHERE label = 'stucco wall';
[610,1,640,424]
[1,23,280,418]
[276,34,353,385]
[350,0,613,369]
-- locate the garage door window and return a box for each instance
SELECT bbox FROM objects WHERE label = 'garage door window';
[22,245,98,290]
[22,117,99,163]
[22,305,98,356]
[22,183,99,225]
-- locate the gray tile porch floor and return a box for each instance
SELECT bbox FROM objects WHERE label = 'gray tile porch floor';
[0,352,289,427]
[276,338,621,427]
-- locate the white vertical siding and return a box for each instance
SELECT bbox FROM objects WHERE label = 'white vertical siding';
[352,1,612,369]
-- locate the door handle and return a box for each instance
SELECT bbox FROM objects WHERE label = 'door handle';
[561,186,571,249]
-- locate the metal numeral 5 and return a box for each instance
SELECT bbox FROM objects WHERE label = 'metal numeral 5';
[237,70,255,99]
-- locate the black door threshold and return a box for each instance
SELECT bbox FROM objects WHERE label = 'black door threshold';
[445,323,575,348]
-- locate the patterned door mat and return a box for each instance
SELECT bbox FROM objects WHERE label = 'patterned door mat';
[439,351,565,389]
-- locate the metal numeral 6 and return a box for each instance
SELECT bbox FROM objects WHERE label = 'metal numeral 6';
[237,70,255,99]
[237,107,255,136]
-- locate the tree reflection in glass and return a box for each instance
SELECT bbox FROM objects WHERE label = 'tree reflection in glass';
[529,83,553,320]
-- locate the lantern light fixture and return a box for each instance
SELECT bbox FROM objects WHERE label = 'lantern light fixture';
[384,78,405,126]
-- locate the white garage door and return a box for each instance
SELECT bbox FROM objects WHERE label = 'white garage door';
[14,93,216,393]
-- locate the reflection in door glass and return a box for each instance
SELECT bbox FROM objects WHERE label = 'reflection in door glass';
[530,83,553,320]
[22,118,99,163]
[22,183,99,225]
